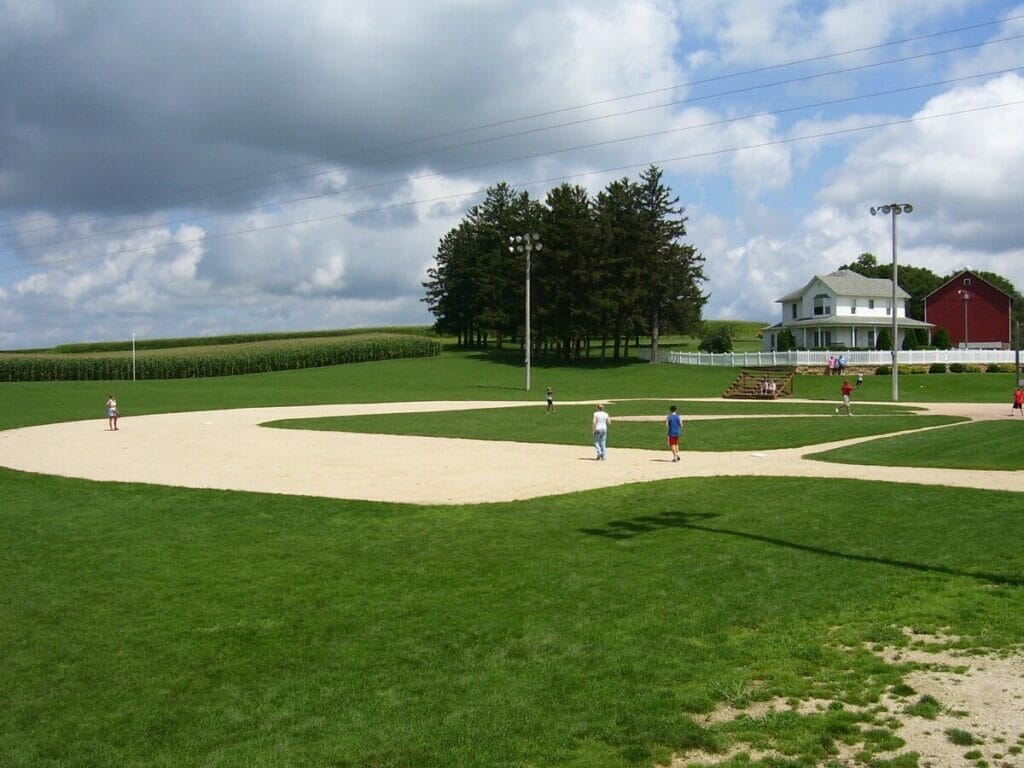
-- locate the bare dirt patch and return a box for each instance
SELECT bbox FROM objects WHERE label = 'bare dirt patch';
[666,629,1024,768]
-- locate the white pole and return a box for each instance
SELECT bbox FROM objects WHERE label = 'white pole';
[890,211,899,403]
[132,333,136,381]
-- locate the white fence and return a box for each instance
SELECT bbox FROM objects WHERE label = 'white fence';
[638,348,1021,367]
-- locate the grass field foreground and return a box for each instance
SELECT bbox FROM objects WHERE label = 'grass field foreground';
[2,348,1023,767]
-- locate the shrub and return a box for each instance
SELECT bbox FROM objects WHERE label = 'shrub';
[875,365,891,375]
[698,322,734,353]
[949,363,966,373]
[929,362,947,373]
[933,328,952,349]
[908,365,928,374]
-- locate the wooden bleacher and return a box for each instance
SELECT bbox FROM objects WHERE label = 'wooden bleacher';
[722,367,796,399]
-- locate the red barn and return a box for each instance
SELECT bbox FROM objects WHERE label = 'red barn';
[924,270,1012,348]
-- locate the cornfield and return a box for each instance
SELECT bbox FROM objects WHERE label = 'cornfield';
[0,334,441,381]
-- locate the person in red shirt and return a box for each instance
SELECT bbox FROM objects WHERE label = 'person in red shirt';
[836,379,854,415]
[1011,386,1023,417]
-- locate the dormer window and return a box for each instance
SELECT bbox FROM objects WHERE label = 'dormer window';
[963,277,972,287]
[813,293,831,316]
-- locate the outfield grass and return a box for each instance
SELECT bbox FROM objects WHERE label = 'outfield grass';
[2,348,1023,767]
[272,402,964,452]
[809,420,1024,471]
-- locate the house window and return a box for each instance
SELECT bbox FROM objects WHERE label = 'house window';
[813,330,831,347]
[868,299,875,309]
[867,330,876,348]
[813,294,831,316]
[963,277,972,287]
[791,303,797,319]
[851,299,857,315]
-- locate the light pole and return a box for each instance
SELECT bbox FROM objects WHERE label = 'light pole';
[958,289,970,348]
[870,203,913,402]
[509,233,542,391]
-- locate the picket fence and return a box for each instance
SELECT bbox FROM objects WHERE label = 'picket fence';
[638,348,1021,367]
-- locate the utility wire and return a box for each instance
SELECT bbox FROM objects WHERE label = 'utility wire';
[4,13,1021,235]
[4,100,1019,273]
[4,65,1019,257]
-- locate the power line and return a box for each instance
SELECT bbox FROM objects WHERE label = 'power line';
[4,13,1021,236]
[4,100,1019,273]
[4,65,1019,257]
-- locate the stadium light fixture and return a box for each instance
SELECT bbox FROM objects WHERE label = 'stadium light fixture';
[869,203,913,402]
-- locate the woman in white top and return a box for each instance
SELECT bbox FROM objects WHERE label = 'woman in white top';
[106,394,119,431]
[592,403,610,460]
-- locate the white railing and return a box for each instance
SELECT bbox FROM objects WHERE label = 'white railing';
[638,348,1020,367]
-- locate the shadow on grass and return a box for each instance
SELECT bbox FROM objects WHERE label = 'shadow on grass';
[581,510,1024,586]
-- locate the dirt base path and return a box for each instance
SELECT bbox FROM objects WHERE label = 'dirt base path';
[0,399,1020,504]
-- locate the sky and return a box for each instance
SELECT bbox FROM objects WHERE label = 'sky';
[0,0,1022,349]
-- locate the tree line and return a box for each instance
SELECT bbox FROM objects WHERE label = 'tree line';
[422,166,707,361]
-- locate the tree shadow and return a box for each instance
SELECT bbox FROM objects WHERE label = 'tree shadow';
[580,510,1024,586]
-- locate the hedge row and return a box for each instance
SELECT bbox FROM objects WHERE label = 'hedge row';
[873,363,1018,375]
[0,334,441,381]
[36,325,437,354]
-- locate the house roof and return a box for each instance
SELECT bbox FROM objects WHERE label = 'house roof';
[776,269,910,303]
[923,269,1011,301]
[762,316,933,331]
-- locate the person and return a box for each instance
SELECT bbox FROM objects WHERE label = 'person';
[106,393,119,431]
[836,379,854,415]
[665,405,682,462]
[767,379,777,397]
[827,355,836,376]
[592,403,610,460]
[856,372,864,389]
[1011,386,1024,416]
[838,354,848,374]
[545,386,556,414]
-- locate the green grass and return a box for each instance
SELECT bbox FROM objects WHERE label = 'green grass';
[4,471,1024,767]
[2,346,1023,767]
[272,402,964,451]
[810,421,1024,471]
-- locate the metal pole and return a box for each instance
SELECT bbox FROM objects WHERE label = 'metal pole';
[891,210,899,403]
[525,246,531,391]
[871,203,911,403]
[510,233,541,391]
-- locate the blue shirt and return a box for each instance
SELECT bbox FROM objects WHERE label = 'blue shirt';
[667,412,682,437]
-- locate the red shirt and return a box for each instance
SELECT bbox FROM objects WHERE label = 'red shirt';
[1015,389,1023,406]
[841,382,853,397]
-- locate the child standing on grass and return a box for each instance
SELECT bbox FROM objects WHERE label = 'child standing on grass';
[546,386,556,414]
[1011,386,1023,416]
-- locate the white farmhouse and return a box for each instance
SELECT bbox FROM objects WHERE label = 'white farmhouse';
[762,268,932,352]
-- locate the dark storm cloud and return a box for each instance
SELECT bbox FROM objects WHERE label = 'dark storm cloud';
[0,1,549,215]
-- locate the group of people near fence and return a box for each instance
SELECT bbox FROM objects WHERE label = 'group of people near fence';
[826,354,848,375]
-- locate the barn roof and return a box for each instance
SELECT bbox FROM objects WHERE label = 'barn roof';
[924,270,1012,301]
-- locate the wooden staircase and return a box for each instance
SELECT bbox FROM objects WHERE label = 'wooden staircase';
[722,367,796,399]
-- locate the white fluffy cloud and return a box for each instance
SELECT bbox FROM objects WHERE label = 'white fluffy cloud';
[0,0,1021,347]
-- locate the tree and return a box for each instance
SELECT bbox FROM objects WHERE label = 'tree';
[698,322,733,353]
[537,184,596,359]
[632,166,707,363]
[777,328,796,351]
[876,327,892,351]
[933,328,951,349]
[846,253,942,321]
